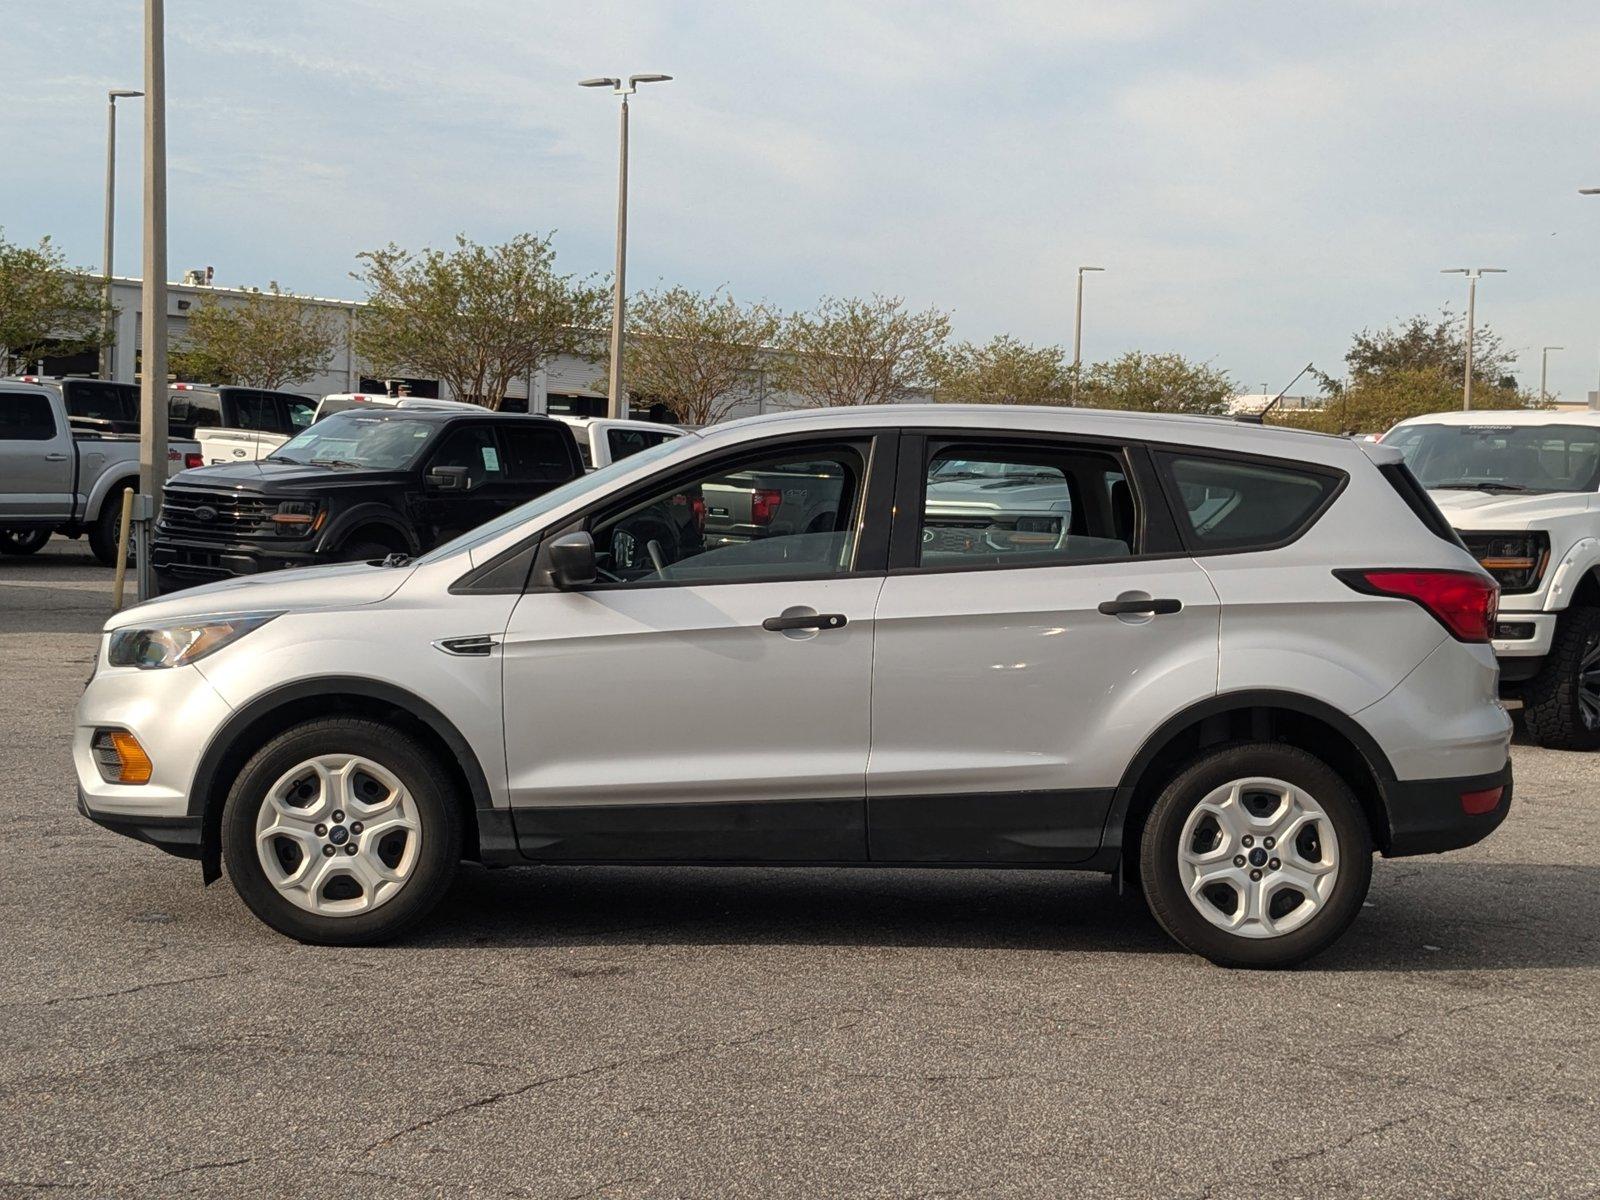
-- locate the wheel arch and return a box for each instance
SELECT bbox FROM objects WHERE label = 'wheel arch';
[1106,690,1397,868]
[85,466,138,523]
[189,676,494,883]
[317,506,419,555]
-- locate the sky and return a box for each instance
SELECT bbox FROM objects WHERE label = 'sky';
[5,0,1600,400]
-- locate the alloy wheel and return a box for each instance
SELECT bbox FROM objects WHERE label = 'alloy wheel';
[1176,776,1340,939]
[1578,633,1600,731]
[253,753,423,916]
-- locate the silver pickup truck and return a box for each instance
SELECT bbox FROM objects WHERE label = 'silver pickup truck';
[0,379,192,563]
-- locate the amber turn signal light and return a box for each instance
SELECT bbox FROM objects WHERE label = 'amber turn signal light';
[91,729,153,785]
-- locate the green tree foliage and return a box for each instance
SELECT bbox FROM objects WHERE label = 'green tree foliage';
[169,283,338,389]
[773,294,951,407]
[1272,365,1530,435]
[0,230,103,375]
[596,286,781,425]
[1075,351,1235,415]
[354,233,608,410]
[933,335,1069,405]
[1317,308,1518,396]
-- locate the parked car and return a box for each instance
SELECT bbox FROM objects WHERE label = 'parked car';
[180,384,318,465]
[149,407,582,593]
[554,415,683,470]
[77,404,1511,967]
[0,378,197,562]
[1383,409,1600,749]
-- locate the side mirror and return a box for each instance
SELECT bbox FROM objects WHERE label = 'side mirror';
[546,531,597,589]
[427,465,470,492]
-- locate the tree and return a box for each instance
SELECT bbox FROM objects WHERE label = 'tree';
[1272,365,1530,435]
[0,230,103,375]
[1317,308,1518,396]
[168,283,339,389]
[594,286,781,425]
[772,294,950,407]
[1075,351,1234,415]
[353,233,608,410]
[933,335,1069,405]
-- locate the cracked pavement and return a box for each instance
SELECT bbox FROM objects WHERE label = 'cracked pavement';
[3,539,1598,1198]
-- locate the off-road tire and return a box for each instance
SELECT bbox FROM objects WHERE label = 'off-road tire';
[1521,606,1600,751]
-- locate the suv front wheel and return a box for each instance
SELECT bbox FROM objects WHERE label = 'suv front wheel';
[222,717,462,945]
[1139,743,1372,968]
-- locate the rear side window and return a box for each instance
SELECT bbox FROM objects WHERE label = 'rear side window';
[62,381,137,427]
[607,427,675,463]
[230,392,281,432]
[169,391,222,438]
[501,426,576,483]
[0,393,56,440]
[1158,452,1343,553]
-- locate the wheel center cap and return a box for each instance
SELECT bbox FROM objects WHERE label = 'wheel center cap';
[328,825,350,845]
[1248,847,1269,868]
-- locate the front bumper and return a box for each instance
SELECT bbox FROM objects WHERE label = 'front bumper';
[77,790,202,860]
[1491,610,1556,659]
[152,534,319,592]
[1383,760,1513,857]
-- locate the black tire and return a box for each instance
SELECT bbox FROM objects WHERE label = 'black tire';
[0,528,51,555]
[1520,606,1600,751]
[222,717,463,945]
[1139,743,1372,969]
[87,488,133,566]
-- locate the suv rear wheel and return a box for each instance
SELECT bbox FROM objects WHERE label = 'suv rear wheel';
[1520,606,1600,751]
[221,717,462,945]
[1139,743,1372,968]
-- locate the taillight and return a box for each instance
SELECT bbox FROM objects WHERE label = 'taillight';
[184,452,203,469]
[1334,568,1498,643]
[751,488,782,526]
[691,495,706,534]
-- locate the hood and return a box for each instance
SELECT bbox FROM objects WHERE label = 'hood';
[170,460,410,494]
[1426,488,1597,529]
[107,559,413,631]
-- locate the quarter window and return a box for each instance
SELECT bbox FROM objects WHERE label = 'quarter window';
[917,442,1135,568]
[607,427,675,463]
[589,444,865,585]
[500,426,575,483]
[0,393,56,441]
[1158,453,1342,552]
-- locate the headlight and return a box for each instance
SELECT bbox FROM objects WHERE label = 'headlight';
[270,500,323,537]
[107,612,279,669]
[1460,531,1550,594]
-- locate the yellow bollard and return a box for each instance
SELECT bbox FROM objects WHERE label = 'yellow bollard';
[110,488,135,610]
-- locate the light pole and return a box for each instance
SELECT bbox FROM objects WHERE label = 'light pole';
[1441,267,1506,411]
[101,88,143,380]
[1071,266,1104,403]
[1584,190,1600,397]
[136,0,168,602]
[580,72,672,420]
[1541,346,1564,405]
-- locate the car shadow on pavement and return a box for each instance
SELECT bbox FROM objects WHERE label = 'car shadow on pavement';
[406,859,1600,970]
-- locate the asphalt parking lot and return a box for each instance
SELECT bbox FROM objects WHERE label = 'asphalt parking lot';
[2,537,1597,1199]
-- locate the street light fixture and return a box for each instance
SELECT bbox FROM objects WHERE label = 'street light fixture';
[1071,266,1104,403]
[101,88,144,380]
[1441,267,1506,411]
[581,72,672,420]
[1541,346,1564,405]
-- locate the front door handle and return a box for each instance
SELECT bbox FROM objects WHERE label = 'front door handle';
[43,452,69,462]
[1097,597,1182,616]
[762,612,848,632]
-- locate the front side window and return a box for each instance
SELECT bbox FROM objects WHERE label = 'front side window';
[427,425,504,486]
[269,413,437,469]
[917,441,1134,568]
[589,444,866,585]
[285,398,316,430]
[1159,453,1342,552]
[169,391,222,438]
[0,393,56,441]
[1385,422,1600,494]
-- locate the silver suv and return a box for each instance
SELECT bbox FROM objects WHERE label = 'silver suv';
[75,405,1512,967]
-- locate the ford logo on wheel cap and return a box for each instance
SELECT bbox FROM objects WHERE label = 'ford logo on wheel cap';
[193,505,218,522]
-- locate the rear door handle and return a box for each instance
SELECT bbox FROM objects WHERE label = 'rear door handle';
[43,452,69,462]
[1097,597,1182,616]
[762,612,848,632]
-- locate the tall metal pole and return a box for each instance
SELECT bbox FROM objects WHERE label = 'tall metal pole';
[1541,346,1563,405]
[1070,266,1103,405]
[101,96,117,380]
[136,0,168,600]
[608,95,630,421]
[1463,273,1476,411]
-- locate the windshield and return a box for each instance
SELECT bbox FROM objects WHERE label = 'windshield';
[1385,422,1600,494]
[415,433,694,564]
[268,412,436,469]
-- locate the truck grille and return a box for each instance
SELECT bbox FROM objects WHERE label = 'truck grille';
[159,486,278,539]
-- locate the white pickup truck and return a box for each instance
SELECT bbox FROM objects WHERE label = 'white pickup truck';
[553,415,682,469]
[1384,408,1600,749]
[196,392,479,463]
[0,378,194,563]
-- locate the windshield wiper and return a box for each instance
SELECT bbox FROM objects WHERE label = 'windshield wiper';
[268,455,303,465]
[310,458,366,469]
[1432,481,1537,493]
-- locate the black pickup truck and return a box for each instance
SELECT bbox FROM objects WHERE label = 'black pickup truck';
[151,408,583,593]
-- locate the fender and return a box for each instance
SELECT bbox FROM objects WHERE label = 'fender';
[1543,537,1600,613]
[1096,688,1398,860]
[187,675,498,881]
[315,502,420,555]
[83,462,139,524]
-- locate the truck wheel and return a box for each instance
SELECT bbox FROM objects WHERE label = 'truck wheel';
[338,541,394,564]
[87,488,134,567]
[221,716,463,945]
[0,529,51,555]
[1521,606,1600,751]
[1139,743,1372,969]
